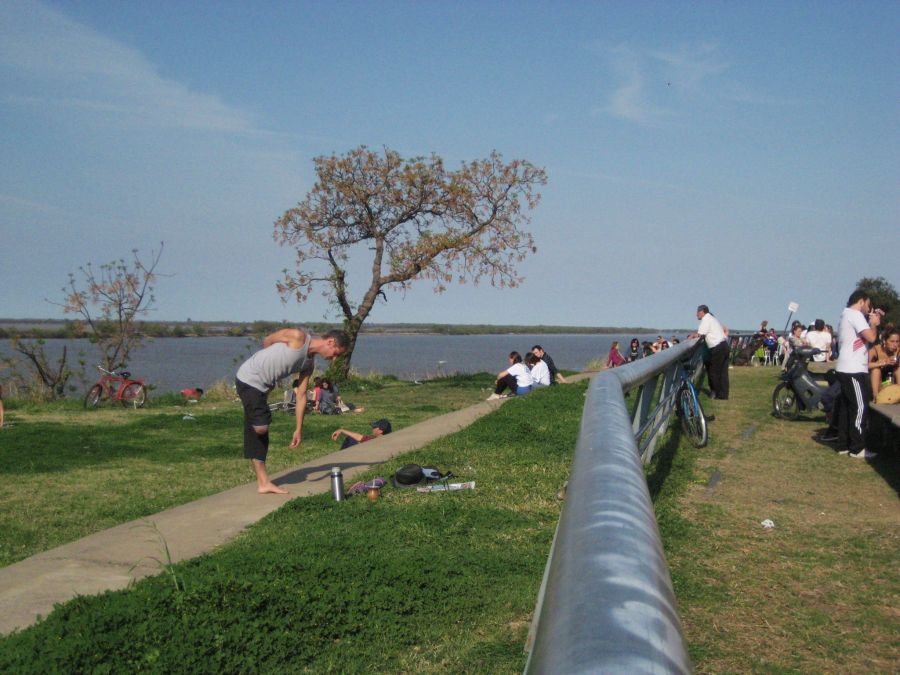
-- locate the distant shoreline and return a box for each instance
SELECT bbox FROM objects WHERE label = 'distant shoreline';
[0,318,693,339]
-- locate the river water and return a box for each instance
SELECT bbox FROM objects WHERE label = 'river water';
[0,332,682,393]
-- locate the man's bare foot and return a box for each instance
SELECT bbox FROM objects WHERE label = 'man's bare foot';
[258,482,289,495]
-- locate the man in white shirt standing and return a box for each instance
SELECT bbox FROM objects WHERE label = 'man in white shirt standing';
[835,290,881,459]
[689,304,730,400]
[805,319,831,362]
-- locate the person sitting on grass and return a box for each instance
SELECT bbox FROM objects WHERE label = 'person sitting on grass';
[310,376,323,408]
[315,378,341,414]
[526,352,551,386]
[315,378,365,414]
[627,338,641,362]
[488,351,534,400]
[331,418,392,449]
[606,340,626,368]
[531,345,566,384]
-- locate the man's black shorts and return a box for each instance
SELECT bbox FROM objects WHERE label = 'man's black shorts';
[236,379,271,427]
[236,378,271,461]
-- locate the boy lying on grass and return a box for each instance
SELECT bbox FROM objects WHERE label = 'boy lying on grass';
[331,418,392,449]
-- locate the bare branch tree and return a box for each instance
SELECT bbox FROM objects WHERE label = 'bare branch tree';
[3,339,72,401]
[53,243,164,372]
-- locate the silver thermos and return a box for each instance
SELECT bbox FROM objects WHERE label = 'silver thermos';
[330,467,344,502]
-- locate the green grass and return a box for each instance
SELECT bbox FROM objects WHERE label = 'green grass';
[0,374,496,567]
[2,368,897,673]
[0,382,588,673]
[652,367,900,674]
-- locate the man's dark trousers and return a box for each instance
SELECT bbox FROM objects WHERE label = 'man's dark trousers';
[707,341,730,400]
[836,372,870,454]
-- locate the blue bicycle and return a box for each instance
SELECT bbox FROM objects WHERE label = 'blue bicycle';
[675,360,708,448]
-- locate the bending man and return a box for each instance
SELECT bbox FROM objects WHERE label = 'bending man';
[236,328,349,494]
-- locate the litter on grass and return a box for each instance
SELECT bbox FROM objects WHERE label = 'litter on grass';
[416,481,475,493]
[182,415,196,421]
[760,519,775,529]
[347,478,387,495]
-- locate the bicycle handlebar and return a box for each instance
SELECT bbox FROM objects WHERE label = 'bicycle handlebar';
[96,365,132,377]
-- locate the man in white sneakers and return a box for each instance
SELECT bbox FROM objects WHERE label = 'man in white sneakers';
[835,290,881,459]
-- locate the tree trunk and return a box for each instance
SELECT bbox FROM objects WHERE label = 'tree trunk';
[327,321,361,381]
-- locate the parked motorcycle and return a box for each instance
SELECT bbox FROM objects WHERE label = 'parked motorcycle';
[772,347,835,419]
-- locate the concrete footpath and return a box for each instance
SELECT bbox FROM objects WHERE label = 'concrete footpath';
[0,398,514,635]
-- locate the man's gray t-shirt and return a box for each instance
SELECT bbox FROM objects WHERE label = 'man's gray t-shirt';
[236,332,313,393]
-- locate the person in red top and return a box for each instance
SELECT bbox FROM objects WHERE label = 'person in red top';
[606,341,626,368]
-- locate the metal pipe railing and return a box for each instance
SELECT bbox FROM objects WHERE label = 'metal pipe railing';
[525,340,702,674]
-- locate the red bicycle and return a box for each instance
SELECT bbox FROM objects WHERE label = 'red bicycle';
[84,366,148,409]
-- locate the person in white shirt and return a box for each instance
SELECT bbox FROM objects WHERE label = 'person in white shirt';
[689,304,730,400]
[488,351,534,399]
[527,352,552,386]
[835,289,881,459]
[805,319,831,362]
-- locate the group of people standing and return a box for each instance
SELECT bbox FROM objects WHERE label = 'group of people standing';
[770,289,896,459]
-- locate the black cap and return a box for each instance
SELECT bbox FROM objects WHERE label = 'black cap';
[371,418,392,434]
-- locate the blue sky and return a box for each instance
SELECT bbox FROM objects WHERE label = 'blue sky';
[1,0,897,330]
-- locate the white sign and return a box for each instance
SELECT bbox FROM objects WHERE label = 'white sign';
[788,302,799,312]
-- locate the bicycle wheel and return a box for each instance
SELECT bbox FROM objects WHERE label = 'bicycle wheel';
[679,384,708,448]
[84,384,103,409]
[772,382,799,420]
[120,383,146,409]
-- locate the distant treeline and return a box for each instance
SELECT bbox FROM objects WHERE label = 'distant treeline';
[366,323,665,335]
[0,319,683,340]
